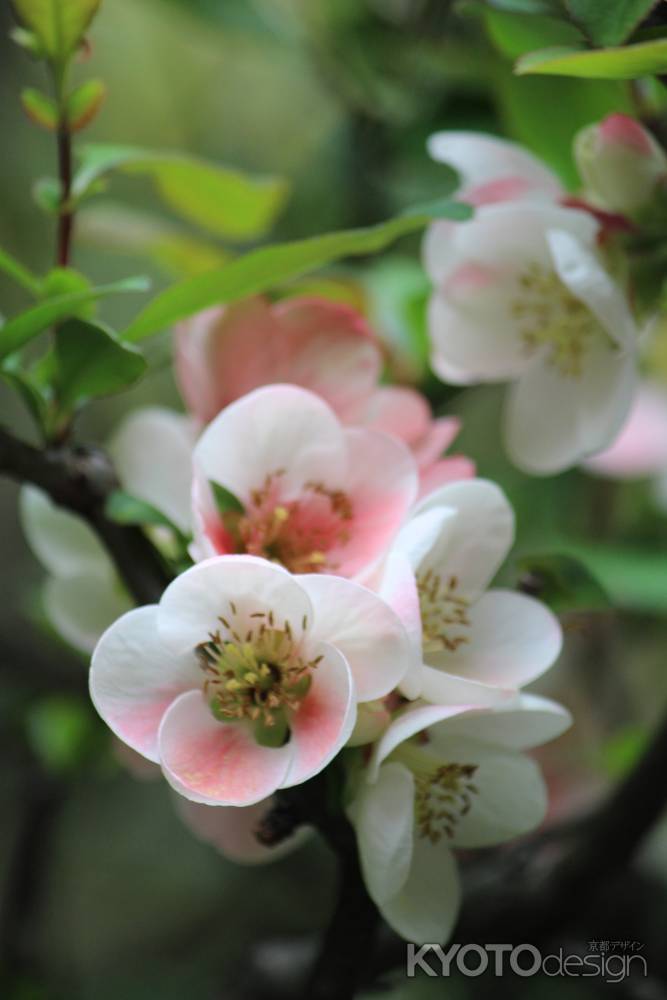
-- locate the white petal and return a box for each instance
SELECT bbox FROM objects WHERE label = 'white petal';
[548,229,637,350]
[504,338,638,475]
[430,737,548,848]
[419,665,516,708]
[428,693,572,752]
[352,762,415,905]
[109,407,196,533]
[414,479,515,599]
[370,703,476,779]
[378,552,423,700]
[194,384,347,503]
[299,574,414,701]
[380,835,461,944]
[424,589,562,689]
[45,574,132,655]
[20,486,112,579]
[393,506,457,573]
[90,605,201,762]
[157,556,313,657]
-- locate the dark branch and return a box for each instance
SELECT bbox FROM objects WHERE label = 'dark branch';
[0,426,171,605]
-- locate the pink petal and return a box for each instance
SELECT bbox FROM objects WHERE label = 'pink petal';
[583,383,667,479]
[282,642,355,787]
[158,690,294,806]
[348,386,431,448]
[412,416,462,469]
[90,606,200,763]
[417,455,476,499]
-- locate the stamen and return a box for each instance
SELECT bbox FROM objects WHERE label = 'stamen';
[511,263,601,378]
[417,570,470,653]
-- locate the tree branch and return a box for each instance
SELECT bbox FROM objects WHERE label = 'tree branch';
[0,426,171,605]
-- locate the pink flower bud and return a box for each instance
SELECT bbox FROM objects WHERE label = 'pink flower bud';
[575,114,667,214]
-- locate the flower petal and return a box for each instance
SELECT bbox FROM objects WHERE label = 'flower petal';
[299,574,414,701]
[194,384,347,503]
[584,382,667,479]
[428,693,572,752]
[547,228,637,350]
[419,665,516,709]
[352,761,415,905]
[20,486,112,579]
[379,835,461,944]
[504,337,638,475]
[281,641,356,787]
[426,737,548,849]
[424,589,562,689]
[377,552,423,700]
[159,689,294,805]
[109,407,196,533]
[332,428,418,576]
[90,606,201,762]
[45,573,132,655]
[158,556,313,657]
[175,794,311,865]
[414,479,515,599]
[370,702,477,779]
[417,456,476,499]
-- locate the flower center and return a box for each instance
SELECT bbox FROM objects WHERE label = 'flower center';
[392,741,479,843]
[226,473,353,574]
[417,570,470,654]
[512,263,600,377]
[195,603,321,746]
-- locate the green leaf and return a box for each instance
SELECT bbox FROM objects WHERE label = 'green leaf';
[563,543,667,614]
[105,489,183,536]
[20,87,58,130]
[123,199,472,342]
[54,318,146,410]
[66,78,106,131]
[210,481,245,516]
[516,38,667,78]
[483,0,564,12]
[0,356,50,425]
[485,8,583,60]
[563,0,659,47]
[0,276,149,361]
[33,177,62,214]
[12,0,101,66]
[73,144,289,241]
[515,552,610,613]
[0,246,41,295]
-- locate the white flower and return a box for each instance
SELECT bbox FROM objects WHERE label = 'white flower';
[377,479,562,703]
[90,554,414,806]
[350,695,572,943]
[20,407,195,653]
[424,202,638,474]
[427,130,563,206]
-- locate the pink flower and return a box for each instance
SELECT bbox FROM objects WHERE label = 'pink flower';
[345,385,475,497]
[90,555,414,806]
[176,295,473,496]
[175,296,381,426]
[583,382,667,480]
[190,384,418,577]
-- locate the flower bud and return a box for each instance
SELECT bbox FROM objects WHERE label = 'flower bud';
[574,114,667,214]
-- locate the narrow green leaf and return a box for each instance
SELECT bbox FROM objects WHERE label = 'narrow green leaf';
[66,78,106,131]
[515,552,610,613]
[73,144,289,241]
[211,481,245,516]
[13,0,101,64]
[516,38,667,78]
[21,87,58,130]
[0,276,150,360]
[123,199,472,342]
[563,0,659,47]
[54,318,146,410]
[563,542,667,614]
[105,489,182,535]
[0,356,50,425]
[485,8,583,60]
[0,247,41,295]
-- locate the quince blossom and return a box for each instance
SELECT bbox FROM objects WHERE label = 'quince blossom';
[424,202,638,474]
[427,130,563,206]
[350,695,572,943]
[191,384,418,576]
[176,296,473,496]
[377,479,562,702]
[90,555,414,805]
